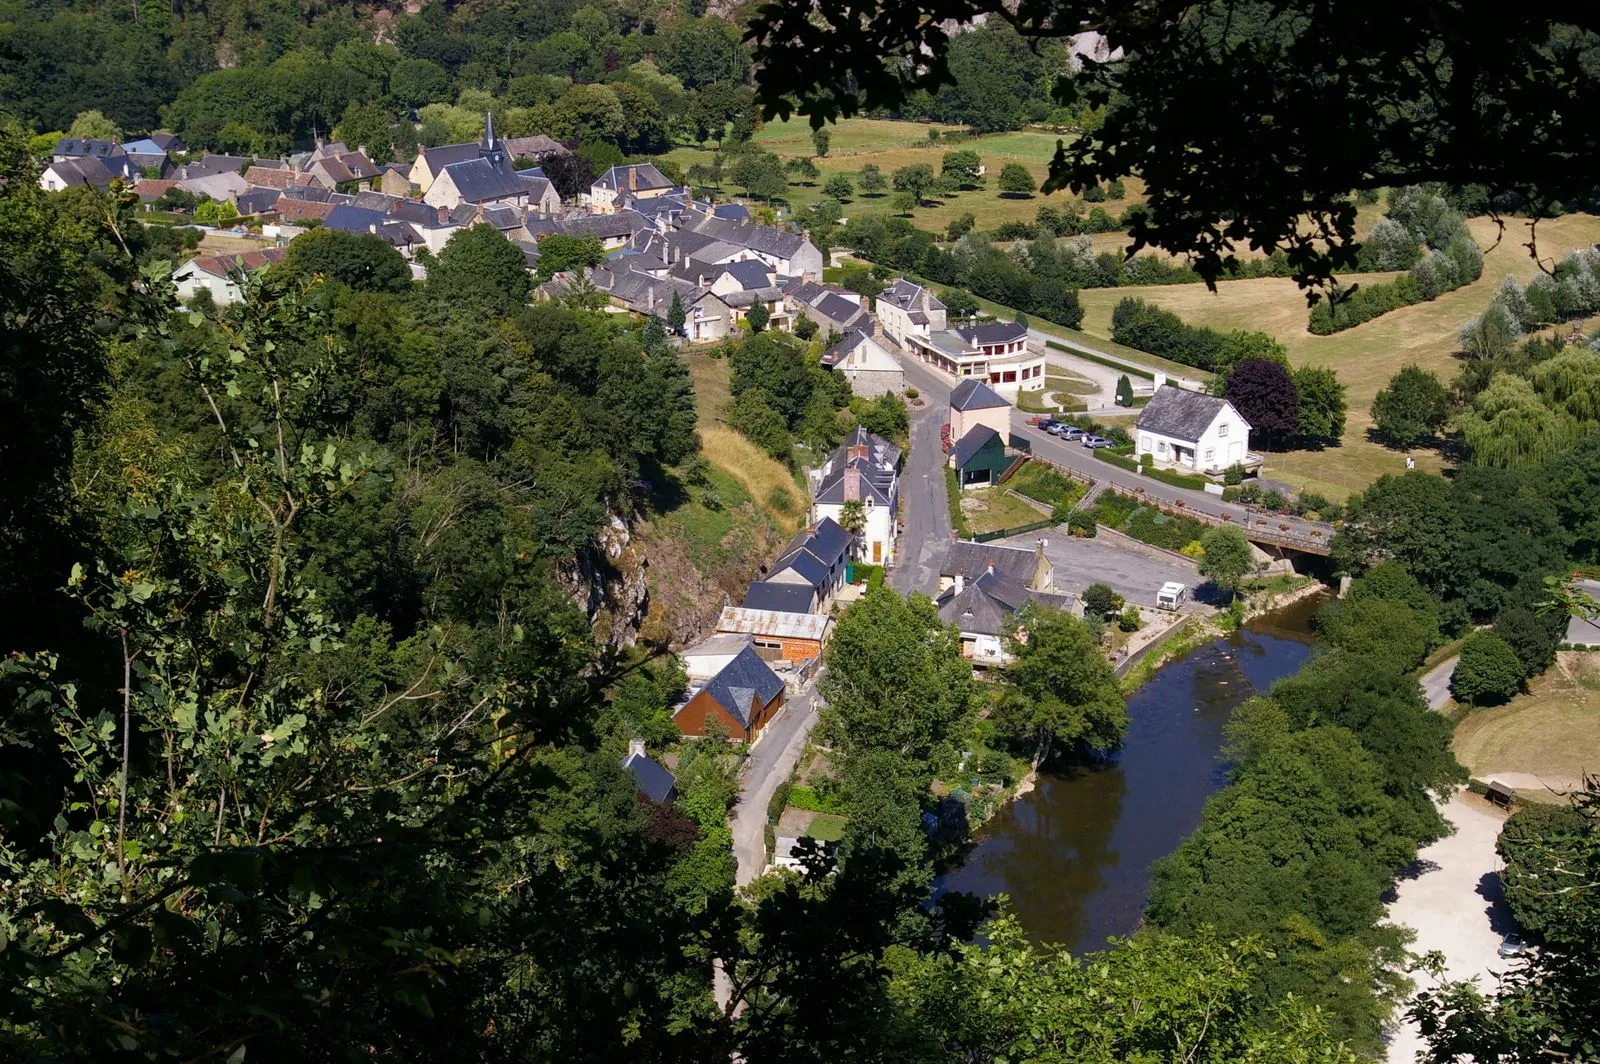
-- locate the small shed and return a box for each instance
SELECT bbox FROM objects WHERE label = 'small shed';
[1484,780,1516,809]
[951,426,1010,489]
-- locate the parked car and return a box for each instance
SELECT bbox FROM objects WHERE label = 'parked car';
[1498,934,1527,958]
[1082,435,1111,448]
[1055,425,1085,440]
[1037,418,1061,432]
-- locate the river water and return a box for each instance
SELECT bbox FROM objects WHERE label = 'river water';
[935,597,1322,952]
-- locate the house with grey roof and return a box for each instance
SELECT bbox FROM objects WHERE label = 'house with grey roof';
[760,518,853,609]
[875,278,947,346]
[939,540,1055,597]
[589,163,674,213]
[1134,384,1258,476]
[784,280,871,338]
[673,645,787,743]
[936,565,1080,667]
[409,141,483,194]
[820,330,903,398]
[683,216,822,279]
[621,738,677,802]
[175,154,252,181]
[39,156,117,191]
[949,378,1013,448]
[811,428,901,566]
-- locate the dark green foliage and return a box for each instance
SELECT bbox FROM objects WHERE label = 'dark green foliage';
[533,232,604,282]
[999,604,1127,766]
[1316,595,1435,674]
[1082,583,1120,617]
[1197,525,1254,592]
[1307,232,1481,334]
[428,225,530,309]
[726,389,792,462]
[1115,374,1133,406]
[1293,365,1347,440]
[1451,630,1524,705]
[1224,359,1298,443]
[997,163,1035,196]
[1112,297,1280,374]
[745,301,770,332]
[1334,472,1464,596]
[1372,365,1453,446]
[1498,803,1591,940]
[282,228,412,293]
[1092,491,1208,551]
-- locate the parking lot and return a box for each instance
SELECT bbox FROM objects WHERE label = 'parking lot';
[998,529,1198,608]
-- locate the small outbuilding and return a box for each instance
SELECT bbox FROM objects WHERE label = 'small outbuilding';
[950,425,1010,489]
[1484,780,1516,809]
[621,738,677,803]
[949,378,1012,444]
[673,645,787,743]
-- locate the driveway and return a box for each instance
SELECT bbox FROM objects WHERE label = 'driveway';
[997,529,1196,607]
[889,355,956,598]
[729,685,819,885]
[1420,657,1458,712]
[1384,791,1513,1063]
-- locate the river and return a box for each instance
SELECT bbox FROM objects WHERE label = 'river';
[934,597,1322,952]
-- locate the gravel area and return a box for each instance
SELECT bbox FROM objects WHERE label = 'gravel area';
[999,530,1197,607]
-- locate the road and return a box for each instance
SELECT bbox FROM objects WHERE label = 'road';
[998,530,1196,607]
[729,685,819,884]
[890,356,957,597]
[1420,656,1458,712]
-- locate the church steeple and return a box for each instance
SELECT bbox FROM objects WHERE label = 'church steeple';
[480,111,505,169]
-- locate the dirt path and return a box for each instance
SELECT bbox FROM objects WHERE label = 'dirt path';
[1383,790,1513,1063]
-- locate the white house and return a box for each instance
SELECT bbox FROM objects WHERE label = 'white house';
[589,163,674,213]
[1134,384,1260,476]
[875,278,947,346]
[904,321,1047,397]
[820,330,904,397]
[935,565,1080,668]
[171,247,286,306]
[811,428,901,566]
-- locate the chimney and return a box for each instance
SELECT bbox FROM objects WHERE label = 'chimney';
[843,467,862,501]
[1154,371,1167,391]
[627,737,646,759]
[954,573,964,595]
[628,167,637,191]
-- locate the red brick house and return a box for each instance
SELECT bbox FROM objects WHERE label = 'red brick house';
[673,645,786,743]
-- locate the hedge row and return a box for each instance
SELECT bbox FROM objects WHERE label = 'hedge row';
[1139,462,1209,491]
[1092,448,1140,473]
[1110,297,1280,373]
[1307,234,1483,334]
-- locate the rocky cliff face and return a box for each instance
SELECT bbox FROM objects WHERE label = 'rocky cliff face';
[561,514,651,646]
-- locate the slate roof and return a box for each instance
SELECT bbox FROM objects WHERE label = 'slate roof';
[877,278,945,312]
[324,205,389,235]
[937,569,1077,636]
[941,541,1042,588]
[954,321,1029,346]
[713,203,750,221]
[621,751,677,803]
[741,580,816,614]
[420,142,482,174]
[564,209,654,240]
[950,378,1010,412]
[951,425,1003,468]
[54,138,125,160]
[595,163,672,192]
[772,518,853,586]
[771,548,829,590]
[439,157,530,204]
[1135,385,1240,444]
[814,426,900,505]
[694,218,809,259]
[819,330,868,367]
[721,259,774,291]
[178,155,252,180]
[45,156,115,189]
[700,646,785,727]
[235,187,282,214]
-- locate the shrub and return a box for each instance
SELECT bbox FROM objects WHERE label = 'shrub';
[905,386,920,400]
[788,783,848,814]
[1142,465,1209,491]
[1083,583,1122,617]
[1180,539,1206,561]
[1223,464,1244,486]
[1451,630,1525,706]
[1066,510,1097,537]
[1093,448,1139,473]
[1118,606,1142,632]
[1260,489,1290,512]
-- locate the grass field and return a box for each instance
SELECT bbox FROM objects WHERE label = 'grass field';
[684,351,806,527]
[1075,213,1600,498]
[805,813,849,842]
[662,116,1140,235]
[960,486,1047,533]
[1453,652,1600,802]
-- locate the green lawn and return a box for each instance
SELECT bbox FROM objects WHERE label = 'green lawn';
[960,486,1048,534]
[1074,213,1600,498]
[1453,653,1600,801]
[805,813,849,842]
[661,116,1141,235]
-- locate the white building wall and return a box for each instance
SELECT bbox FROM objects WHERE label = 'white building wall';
[950,404,1012,444]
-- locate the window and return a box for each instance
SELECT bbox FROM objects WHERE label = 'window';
[1218,423,1229,438]
[1002,370,1017,383]
[754,638,782,650]
[1205,448,1215,461]
[1157,440,1167,454]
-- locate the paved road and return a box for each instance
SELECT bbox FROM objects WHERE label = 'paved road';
[729,686,819,884]
[1420,656,1458,711]
[890,356,957,597]
[998,530,1196,607]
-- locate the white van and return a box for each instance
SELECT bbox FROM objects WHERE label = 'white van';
[1156,582,1187,610]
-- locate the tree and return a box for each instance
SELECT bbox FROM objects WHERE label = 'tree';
[1316,596,1436,674]
[812,125,831,157]
[1223,358,1299,444]
[838,498,867,538]
[67,109,120,140]
[283,228,411,294]
[1458,302,1521,361]
[818,588,978,773]
[940,149,983,189]
[793,313,818,341]
[749,1,1600,288]
[785,156,821,184]
[891,163,938,206]
[1082,582,1121,618]
[1334,472,1464,596]
[534,232,605,281]
[1293,365,1347,440]
[1000,605,1127,767]
[745,301,770,333]
[1372,365,1453,447]
[389,57,451,108]
[997,162,1035,197]
[726,388,792,461]
[1451,630,1525,705]
[1198,525,1254,594]
[1115,374,1133,407]
[667,290,687,334]
[429,224,531,308]
[1458,372,1582,469]
[822,174,853,201]
[335,101,395,161]
[543,152,597,201]
[729,149,788,201]
[941,288,981,319]
[858,164,888,197]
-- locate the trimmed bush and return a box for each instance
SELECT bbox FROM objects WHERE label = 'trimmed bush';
[1451,631,1525,706]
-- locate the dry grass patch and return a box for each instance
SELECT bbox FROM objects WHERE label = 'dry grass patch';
[959,487,1047,534]
[1453,652,1600,801]
[682,349,805,527]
